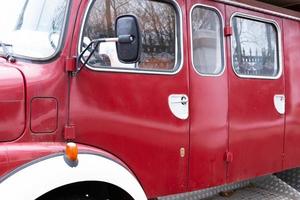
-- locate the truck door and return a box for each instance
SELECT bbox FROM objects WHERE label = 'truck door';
[226,6,285,182]
[283,19,300,170]
[187,1,228,190]
[70,0,189,197]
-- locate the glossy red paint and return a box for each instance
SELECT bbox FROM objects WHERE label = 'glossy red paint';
[226,6,285,183]
[0,0,78,179]
[0,143,130,179]
[282,19,300,169]
[2,0,300,199]
[69,1,189,197]
[187,0,228,191]
[0,66,25,141]
[30,97,58,133]
[0,146,8,177]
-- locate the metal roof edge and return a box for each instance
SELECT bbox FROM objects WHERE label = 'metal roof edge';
[214,0,300,21]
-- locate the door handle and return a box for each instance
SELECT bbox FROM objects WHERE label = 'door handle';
[274,94,285,115]
[170,96,188,105]
[168,94,189,120]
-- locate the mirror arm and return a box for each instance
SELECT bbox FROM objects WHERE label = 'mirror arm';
[75,39,102,76]
[73,35,133,76]
[78,41,100,73]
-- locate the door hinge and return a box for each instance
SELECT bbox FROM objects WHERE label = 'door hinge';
[64,125,76,141]
[225,151,233,163]
[65,57,76,72]
[224,26,233,36]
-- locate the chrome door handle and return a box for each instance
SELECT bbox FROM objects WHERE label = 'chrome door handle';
[180,96,188,105]
[170,96,188,105]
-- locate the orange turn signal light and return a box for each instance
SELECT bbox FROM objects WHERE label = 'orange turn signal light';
[65,142,78,161]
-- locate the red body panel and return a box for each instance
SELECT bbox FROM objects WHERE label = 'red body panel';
[1,0,300,199]
[282,19,300,169]
[0,67,25,141]
[30,97,58,133]
[226,6,285,182]
[69,1,189,197]
[0,143,129,180]
[0,0,79,181]
[187,0,228,191]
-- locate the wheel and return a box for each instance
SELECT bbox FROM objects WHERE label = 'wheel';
[36,182,133,200]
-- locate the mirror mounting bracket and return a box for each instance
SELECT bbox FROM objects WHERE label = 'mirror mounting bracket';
[73,35,133,76]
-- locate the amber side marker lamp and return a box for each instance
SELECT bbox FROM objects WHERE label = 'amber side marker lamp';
[65,142,78,161]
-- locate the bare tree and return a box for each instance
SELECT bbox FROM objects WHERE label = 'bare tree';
[233,18,243,65]
[105,0,113,36]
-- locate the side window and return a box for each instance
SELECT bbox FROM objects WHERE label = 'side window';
[232,16,280,78]
[80,0,179,72]
[191,6,224,75]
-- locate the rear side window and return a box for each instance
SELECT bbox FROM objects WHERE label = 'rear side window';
[191,6,224,76]
[232,15,280,78]
[80,0,179,72]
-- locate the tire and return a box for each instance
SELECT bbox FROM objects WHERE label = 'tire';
[56,195,98,200]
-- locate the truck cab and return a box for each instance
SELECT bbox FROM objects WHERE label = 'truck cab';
[1,0,300,199]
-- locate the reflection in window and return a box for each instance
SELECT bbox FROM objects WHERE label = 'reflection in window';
[191,6,223,75]
[81,0,177,71]
[0,0,67,58]
[232,16,279,77]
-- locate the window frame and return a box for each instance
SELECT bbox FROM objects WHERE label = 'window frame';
[230,12,283,80]
[78,0,183,75]
[190,4,226,77]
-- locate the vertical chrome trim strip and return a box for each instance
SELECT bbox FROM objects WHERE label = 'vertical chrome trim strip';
[77,0,184,75]
[190,4,226,77]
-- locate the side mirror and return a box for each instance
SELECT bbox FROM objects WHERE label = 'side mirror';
[115,15,141,63]
[75,15,141,75]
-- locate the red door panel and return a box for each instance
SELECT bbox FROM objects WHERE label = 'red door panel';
[71,71,189,197]
[70,0,189,197]
[188,0,228,190]
[283,19,300,169]
[226,6,285,182]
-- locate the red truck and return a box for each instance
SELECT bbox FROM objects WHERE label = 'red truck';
[1,0,300,199]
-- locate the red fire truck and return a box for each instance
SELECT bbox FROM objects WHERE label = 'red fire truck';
[1,0,300,199]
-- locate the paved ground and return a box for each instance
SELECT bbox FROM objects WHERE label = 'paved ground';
[159,174,300,200]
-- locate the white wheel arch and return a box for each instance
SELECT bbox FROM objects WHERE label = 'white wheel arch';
[0,153,147,200]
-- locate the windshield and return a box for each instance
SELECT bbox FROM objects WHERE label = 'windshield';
[0,0,68,59]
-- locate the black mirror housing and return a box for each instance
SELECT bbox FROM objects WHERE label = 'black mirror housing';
[115,15,141,63]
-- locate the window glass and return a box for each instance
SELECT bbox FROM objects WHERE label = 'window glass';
[191,6,224,75]
[232,16,279,77]
[81,0,178,71]
[0,0,68,59]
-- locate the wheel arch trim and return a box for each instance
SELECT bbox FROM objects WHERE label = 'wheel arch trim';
[0,153,147,200]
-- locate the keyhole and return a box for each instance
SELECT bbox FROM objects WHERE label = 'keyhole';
[181,96,187,105]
